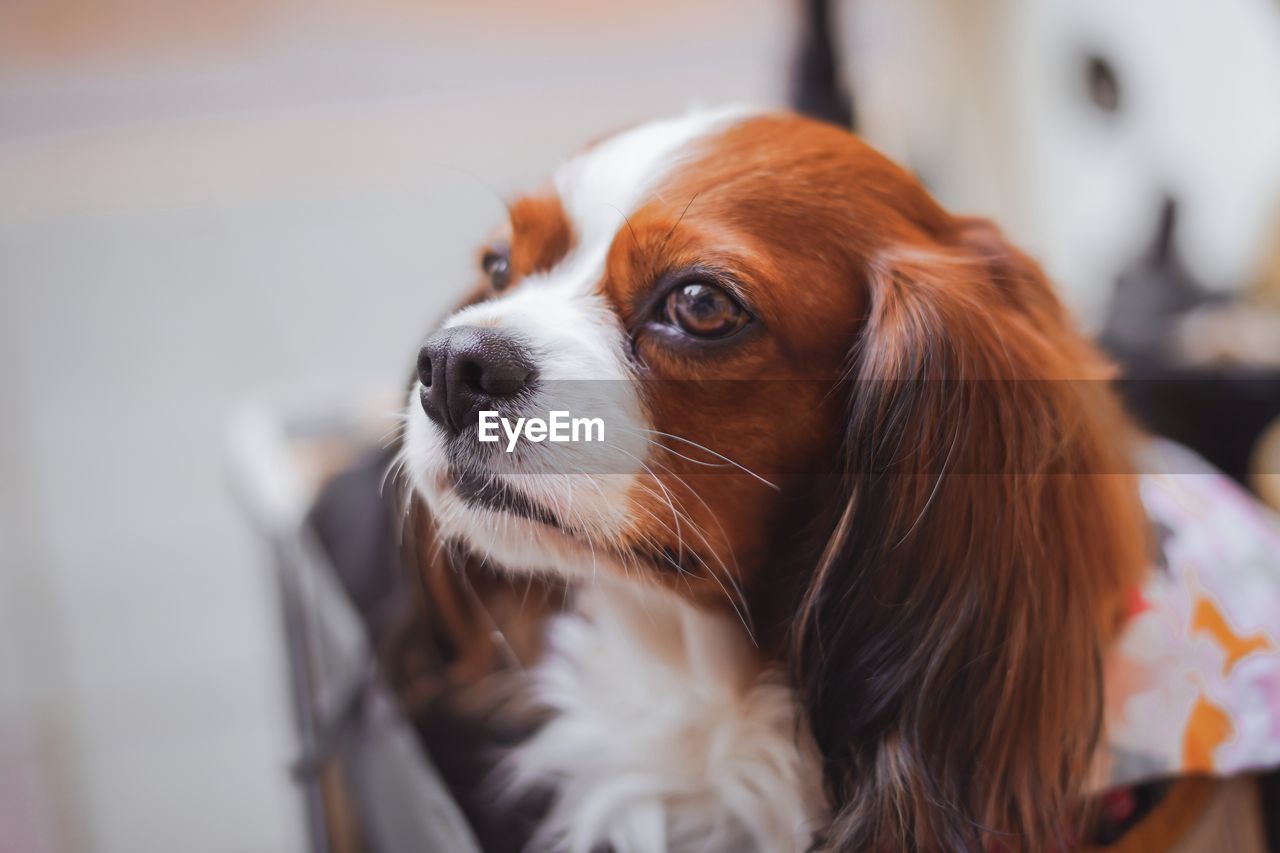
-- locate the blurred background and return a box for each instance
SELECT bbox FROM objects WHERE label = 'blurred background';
[1,1,1278,852]
[0,2,785,852]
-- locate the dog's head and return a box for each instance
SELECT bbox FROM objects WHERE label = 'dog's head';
[401,110,1147,849]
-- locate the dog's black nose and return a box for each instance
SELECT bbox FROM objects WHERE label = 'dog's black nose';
[417,326,535,434]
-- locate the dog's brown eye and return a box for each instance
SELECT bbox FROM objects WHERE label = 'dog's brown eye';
[664,282,748,339]
[482,244,512,290]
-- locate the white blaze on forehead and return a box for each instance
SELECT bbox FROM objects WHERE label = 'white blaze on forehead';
[553,105,754,254]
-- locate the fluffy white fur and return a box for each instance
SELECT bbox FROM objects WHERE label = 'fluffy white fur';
[503,581,823,853]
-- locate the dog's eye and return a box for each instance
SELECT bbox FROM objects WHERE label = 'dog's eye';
[482,244,512,290]
[663,282,749,339]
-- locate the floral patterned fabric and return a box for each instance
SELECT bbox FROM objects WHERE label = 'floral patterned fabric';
[1104,439,1280,788]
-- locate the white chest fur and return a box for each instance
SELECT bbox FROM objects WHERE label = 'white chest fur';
[502,582,824,853]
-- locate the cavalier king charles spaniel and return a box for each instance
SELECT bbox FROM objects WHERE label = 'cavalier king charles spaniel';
[398,108,1148,852]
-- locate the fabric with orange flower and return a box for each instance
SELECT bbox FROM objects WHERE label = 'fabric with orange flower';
[1104,440,1280,787]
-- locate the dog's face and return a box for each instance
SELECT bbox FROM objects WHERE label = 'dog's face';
[404,111,943,609]
[402,110,1149,849]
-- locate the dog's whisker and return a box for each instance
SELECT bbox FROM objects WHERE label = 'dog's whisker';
[631,453,755,641]
[596,440,755,644]
[616,425,779,491]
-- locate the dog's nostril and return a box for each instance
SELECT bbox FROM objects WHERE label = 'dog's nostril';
[454,354,530,399]
[478,364,532,398]
[458,358,484,391]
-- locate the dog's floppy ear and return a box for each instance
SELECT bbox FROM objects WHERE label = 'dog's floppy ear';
[791,219,1148,850]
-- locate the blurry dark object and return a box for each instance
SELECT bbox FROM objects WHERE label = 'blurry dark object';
[1102,199,1216,364]
[1116,371,1280,483]
[791,0,855,129]
[309,449,404,645]
[1103,199,1280,485]
[310,451,545,853]
[1084,52,1122,115]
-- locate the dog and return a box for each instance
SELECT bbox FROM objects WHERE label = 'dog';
[398,108,1148,852]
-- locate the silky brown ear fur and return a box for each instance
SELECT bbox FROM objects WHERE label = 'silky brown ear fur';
[792,218,1148,851]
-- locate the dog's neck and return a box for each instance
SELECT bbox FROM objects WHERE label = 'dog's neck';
[503,577,824,853]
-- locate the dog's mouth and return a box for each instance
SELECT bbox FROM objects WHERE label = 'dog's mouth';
[448,467,566,531]
[444,467,706,577]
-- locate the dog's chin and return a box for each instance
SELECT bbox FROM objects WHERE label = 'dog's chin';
[412,461,621,581]
[448,467,567,532]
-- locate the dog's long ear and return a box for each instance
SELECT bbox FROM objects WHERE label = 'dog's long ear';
[792,219,1148,850]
